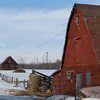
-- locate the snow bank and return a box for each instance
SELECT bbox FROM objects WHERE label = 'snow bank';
[48,95,71,100]
[82,98,100,100]
[66,97,75,100]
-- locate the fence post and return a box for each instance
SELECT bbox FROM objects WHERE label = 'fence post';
[54,85,56,93]
[12,77,13,83]
[16,78,18,86]
[71,78,73,95]
[4,75,7,81]
[10,76,11,83]
[24,79,25,88]
[8,76,9,83]
[7,76,10,82]
[3,75,4,81]
[3,75,5,81]
[14,78,15,84]
[1,74,2,79]
[6,76,9,83]
[6,76,8,82]
[27,80,28,89]
[5,75,6,82]
[2,74,3,80]
[2,74,4,80]
[9,76,10,83]
[75,74,76,100]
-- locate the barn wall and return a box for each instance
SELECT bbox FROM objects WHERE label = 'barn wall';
[53,6,99,95]
[76,68,100,88]
[62,7,98,71]
[86,16,100,63]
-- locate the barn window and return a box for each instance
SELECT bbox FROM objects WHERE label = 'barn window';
[76,16,79,26]
[67,71,73,79]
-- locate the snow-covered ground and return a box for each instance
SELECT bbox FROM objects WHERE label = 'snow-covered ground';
[82,98,100,100]
[0,69,57,81]
[0,78,99,100]
[0,69,57,96]
[0,69,99,100]
[0,77,23,95]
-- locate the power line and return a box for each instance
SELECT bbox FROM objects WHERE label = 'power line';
[15,29,66,59]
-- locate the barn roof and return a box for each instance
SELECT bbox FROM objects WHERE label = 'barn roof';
[52,3,100,76]
[1,56,18,65]
[76,3,100,16]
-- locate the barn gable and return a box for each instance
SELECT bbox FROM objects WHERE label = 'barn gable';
[51,3,100,95]
[52,4,100,76]
[76,3,100,63]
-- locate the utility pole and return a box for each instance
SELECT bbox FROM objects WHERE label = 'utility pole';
[46,52,48,67]
[42,56,44,64]
[37,57,38,67]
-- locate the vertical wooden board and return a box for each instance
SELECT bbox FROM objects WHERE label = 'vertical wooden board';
[76,73,82,96]
[75,38,81,63]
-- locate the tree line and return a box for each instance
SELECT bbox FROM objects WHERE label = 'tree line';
[18,59,61,70]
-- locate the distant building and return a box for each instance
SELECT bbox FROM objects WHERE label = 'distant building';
[1,56,18,70]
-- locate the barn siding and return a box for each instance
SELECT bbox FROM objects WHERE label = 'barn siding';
[53,6,100,95]
[63,7,98,70]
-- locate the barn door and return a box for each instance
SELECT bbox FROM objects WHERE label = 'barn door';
[86,72,90,86]
[75,73,82,96]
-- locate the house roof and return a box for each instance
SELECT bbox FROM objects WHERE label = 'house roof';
[1,56,18,65]
[52,3,100,76]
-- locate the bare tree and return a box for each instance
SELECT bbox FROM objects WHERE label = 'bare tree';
[18,57,26,69]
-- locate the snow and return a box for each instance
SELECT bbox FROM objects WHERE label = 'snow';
[0,69,99,100]
[0,77,23,95]
[0,69,57,96]
[82,98,100,100]
[66,97,76,100]
[1,69,97,100]
[35,69,57,76]
[0,69,57,81]
[47,95,73,100]
[0,76,75,99]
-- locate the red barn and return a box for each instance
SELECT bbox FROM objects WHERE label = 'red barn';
[52,4,100,95]
[1,56,18,70]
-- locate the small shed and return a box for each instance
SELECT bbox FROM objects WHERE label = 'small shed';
[1,56,18,70]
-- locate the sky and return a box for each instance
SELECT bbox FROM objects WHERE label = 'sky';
[0,0,100,64]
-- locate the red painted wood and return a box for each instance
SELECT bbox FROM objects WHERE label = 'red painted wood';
[53,6,100,95]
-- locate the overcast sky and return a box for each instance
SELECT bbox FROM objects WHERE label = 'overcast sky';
[0,0,100,64]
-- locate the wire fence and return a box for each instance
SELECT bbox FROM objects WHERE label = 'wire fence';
[0,73,29,89]
[51,74,73,95]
